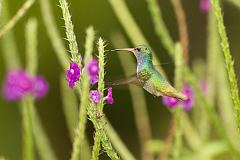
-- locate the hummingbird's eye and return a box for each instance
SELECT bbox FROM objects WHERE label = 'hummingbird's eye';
[136,48,141,52]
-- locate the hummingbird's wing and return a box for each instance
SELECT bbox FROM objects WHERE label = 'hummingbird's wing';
[106,74,144,87]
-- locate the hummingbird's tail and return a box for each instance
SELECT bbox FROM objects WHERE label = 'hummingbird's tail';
[163,88,188,101]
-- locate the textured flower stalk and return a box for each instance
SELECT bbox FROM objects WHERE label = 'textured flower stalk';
[59,0,81,64]
[70,27,95,160]
[97,38,106,113]
[91,38,119,160]
[87,105,119,160]
[210,0,240,138]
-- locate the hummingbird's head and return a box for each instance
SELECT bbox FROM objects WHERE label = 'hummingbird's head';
[110,44,153,64]
[134,44,152,60]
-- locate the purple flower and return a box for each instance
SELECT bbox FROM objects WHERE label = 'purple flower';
[87,59,99,77]
[2,70,33,101]
[90,75,99,85]
[105,87,114,105]
[182,85,195,111]
[200,0,210,13]
[89,90,101,104]
[66,62,80,88]
[162,96,179,108]
[32,76,49,99]
[87,59,99,84]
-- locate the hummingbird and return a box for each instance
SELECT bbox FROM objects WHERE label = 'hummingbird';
[109,44,187,101]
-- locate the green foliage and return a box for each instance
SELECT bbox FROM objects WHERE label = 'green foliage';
[1,0,240,159]
[211,0,240,138]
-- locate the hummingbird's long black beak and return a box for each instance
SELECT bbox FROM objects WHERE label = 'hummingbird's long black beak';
[107,48,135,53]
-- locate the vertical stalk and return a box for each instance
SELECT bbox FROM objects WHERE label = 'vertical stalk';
[21,98,34,160]
[25,18,57,160]
[91,38,119,160]
[172,43,184,159]
[70,26,95,160]
[59,0,81,64]
[210,0,240,139]
[92,38,106,159]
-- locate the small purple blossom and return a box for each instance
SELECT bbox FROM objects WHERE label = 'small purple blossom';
[162,96,179,108]
[87,59,99,77]
[66,62,80,88]
[2,70,33,101]
[90,75,99,85]
[182,85,195,111]
[89,90,101,104]
[200,0,210,13]
[87,59,99,84]
[105,87,114,105]
[32,76,49,99]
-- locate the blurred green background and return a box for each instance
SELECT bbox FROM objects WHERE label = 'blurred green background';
[0,0,240,159]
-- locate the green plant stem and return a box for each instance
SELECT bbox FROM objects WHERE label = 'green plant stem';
[210,0,240,139]
[26,18,38,75]
[0,0,35,38]
[24,17,57,160]
[38,0,69,69]
[97,37,105,113]
[111,32,153,160]
[145,0,174,57]
[172,43,183,159]
[20,17,39,160]
[91,38,119,159]
[87,105,119,160]
[91,38,107,159]
[0,0,21,69]
[59,0,81,64]
[21,99,34,160]
[70,27,95,160]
